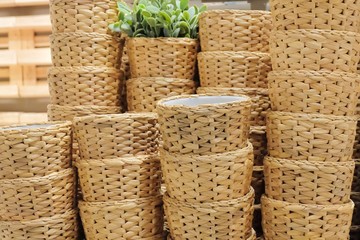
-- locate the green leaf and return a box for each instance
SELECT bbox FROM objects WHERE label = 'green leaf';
[172,28,180,37]
[188,6,195,18]
[142,10,151,17]
[145,17,157,27]
[183,11,190,21]
[147,5,160,14]
[159,11,171,25]
[180,0,189,10]
[199,5,207,13]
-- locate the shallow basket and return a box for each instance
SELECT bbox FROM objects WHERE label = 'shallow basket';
[0,122,71,179]
[270,29,360,72]
[353,160,360,192]
[264,156,354,205]
[199,10,272,52]
[127,37,198,79]
[164,188,255,240]
[252,166,265,204]
[261,195,354,240]
[157,94,251,155]
[268,70,360,116]
[127,77,196,112]
[352,192,360,226]
[249,126,267,166]
[198,51,271,89]
[267,111,357,162]
[79,195,163,240]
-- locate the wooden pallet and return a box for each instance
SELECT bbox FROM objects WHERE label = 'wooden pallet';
[0,112,48,125]
[0,0,49,8]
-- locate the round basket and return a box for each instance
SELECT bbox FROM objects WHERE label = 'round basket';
[48,66,123,106]
[0,168,75,221]
[267,111,357,162]
[353,160,360,192]
[127,77,196,112]
[350,226,360,240]
[270,29,360,72]
[249,126,267,166]
[261,195,354,240]
[0,122,72,179]
[352,192,360,226]
[252,166,264,205]
[127,37,198,79]
[264,156,354,205]
[160,141,253,203]
[79,195,163,239]
[76,155,161,202]
[157,94,251,155]
[198,51,271,89]
[73,113,159,159]
[199,10,272,52]
[268,70,360,116]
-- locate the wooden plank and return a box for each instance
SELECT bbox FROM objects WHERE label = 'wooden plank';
[19,85,49,98]
[8,30,22,85]
[0,67,10,79]
[21,29,37,85]
[0,112,19,126]
[0,50,17,67]
[0,85,19,98]
[15,0,49,7]
[0,1,16,8]
[19,112,48,124]
[0,34,9,49]
[35,66,49,79]
[34,34,50,48]
[17,48,51,65]
[0,15,50,33]
[0,17,16,32]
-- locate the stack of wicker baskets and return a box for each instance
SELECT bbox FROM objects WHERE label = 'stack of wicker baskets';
[0,122,77,239]
[263,1,360,239]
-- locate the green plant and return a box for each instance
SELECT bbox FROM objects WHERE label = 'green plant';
[109,0,206,38]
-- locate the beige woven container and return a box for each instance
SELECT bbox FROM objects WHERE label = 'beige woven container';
[164,188,255,240]
[249,126,267,166]
[74,113,159,159]
[160,141,253,203]
[261,195,354,240]
[127,77,196,112]
[79,195,163,240]
[48,66,123,106]
[199,10,272,52]
[267,111,357,162]
[127,37,198,79]
[252,166,264,204]
[352,192,360,226]
[168,229,257,240]
[198,51,271,89]
[157,95,251,155]
[270,29,360,72]
[353,160,360,192]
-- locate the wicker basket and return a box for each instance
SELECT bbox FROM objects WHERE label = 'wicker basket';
[250,126,267,166]
[199,10,271,52]
[198,51,271,89]
[48,66,123,106]
[350,226,360,240]
[127,37,198,79]
[261,195,354,240]
[270,29,360,72]
[79,195,163,239]
[167,229,257,240]
[160,141,253,203]
[270,0,360,32]
[164,188,255,240]
[74,113,159,159]
[267,111,357,162]
[157,94,251,155]
[353,160,360,192]
[127,77,196,112]
[352,192,360,226]
[268,70,360,116]
[252,166,264,204]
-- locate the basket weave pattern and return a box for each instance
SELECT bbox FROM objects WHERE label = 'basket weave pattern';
[249,126,267,166]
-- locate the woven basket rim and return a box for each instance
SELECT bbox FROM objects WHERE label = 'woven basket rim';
[0,121,71,134]
[50,0,113,3]
[265,156,356,168]
[198,51,270,58]
[76,154,159,167]
[74,112,157,124]
[48,104,122,111]
[48,66,121,73]
[127,77,195,83]
[50,32,118,40]
[272,28,360,37]
[269,69,360,78]
[199,9,270,18]
[268,111,358,121]
[127,37,198,43]
[197,87,269,96]
[79,195,162,207]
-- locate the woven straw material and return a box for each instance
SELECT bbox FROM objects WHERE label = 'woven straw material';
[354,120,360,158]
[167,230,257,240]
[48,66,123,106]
[249,126,267,166]
[350,226,360,240]
[164,188,255,240]
[199,10,271,52]
[353,160,360,192]
[352,193,360,226]
[267,111,357,162]
[127,77,196,113]
[127,37,198,79]
[270,29,360,72]
[160,141,253,203]
[0,168,75,221]
[252,166,264,204]
[79,195,163,240]
[198,51,271,89]
[157,94,251,155]
[270,0,360,32]
[74,113,159,159]
[268,70,360,116]
[50,32,123,68]
[0,122,71,179]
[261,195,354,240]
[264,156,354,205]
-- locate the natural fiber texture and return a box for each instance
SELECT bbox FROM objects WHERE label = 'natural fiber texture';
[267,111,357,162]
[270,29,360,72]
[127,37,198,79]
[168,229,257,240]
[352,193,360,226]
[261,195,354,240]
[127,77,196,112]
[157,94,251,155]
[268,70,360,116]
[270,0,360,32]
[0,168,75,221]
[74,113,159,159]
[76,155,161,202]
[0,209,78,240]
[199,10,272,52]
[354,120,360,159]
[48,66,123,106]
[353,160,360,192]
[249,126,267,166]
[264,156,354,205]
[198,51,271,88]
[79,195,163,240]
[50,32,123,68]
[160,141,253,203]
[350,226,360,240]
[253,205,262,237]
[252,166,264,204]
[0,122,71,179]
